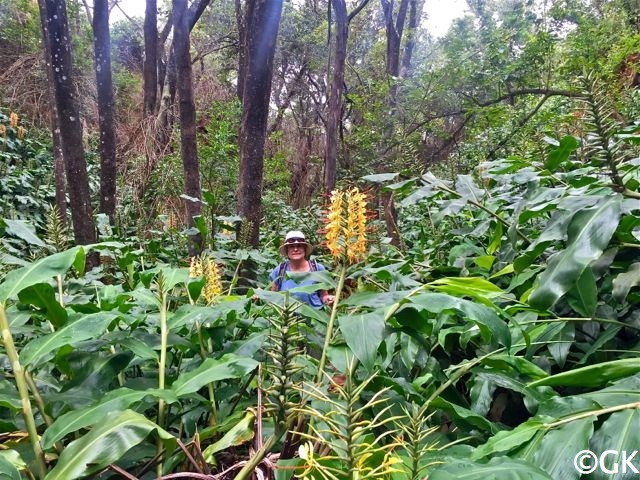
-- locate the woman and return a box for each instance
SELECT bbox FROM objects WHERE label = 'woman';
[270,231,335,308]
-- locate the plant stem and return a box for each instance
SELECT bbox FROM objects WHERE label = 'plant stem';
[157,285,168,477]
[0,304,47,480]
[56,274,64,307]
[316,264,346,383]
[544,402,640,429]
[232,428,284,480]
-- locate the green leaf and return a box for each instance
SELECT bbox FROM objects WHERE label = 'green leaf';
[545,135,579,171]
[4,218,46,247]
[583,375,640,407]
[567,268,597,317]
[410,292,510,348]
[339,311,385,372]
[612,262,640,303]
[45,409,175,480]
[18,283,68,328]
[431,397,500,435]
[172,354,259,397]
[361,172,399,183]
[589,409,640,480]
[20,312,118,368]
[548,322,574,368]
[471,420,545,460]
[0,380,21,410]
[42,388,177,449]
[0,246,82,302]
[202,410,255,462]
[529,195,622,310]
[0,453,21,480]
[528,359,640,388]
[532,416,595,480]
[430,456,553,479]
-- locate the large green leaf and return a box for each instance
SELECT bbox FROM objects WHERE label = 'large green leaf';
[528,359,640,388]
[339,311,385,372]
[429,456,553,479]
[4,218,46,247]
[532,416,595,480]
[20,312,118,368]
[544,135,579,171]
[583,375,640,407]
[612,262,640,303]
[41,388,177,450]
[171,354,259,397]
[202,410,255,462]
[0,451,22,480]
[17,283,68,328]
[0,246,83,302]
[431,397,499,434]
[409,292,510,348]
[590,409,640,480]
[45,409,175,480]
[529,195,622,310]
[471,420,545,460]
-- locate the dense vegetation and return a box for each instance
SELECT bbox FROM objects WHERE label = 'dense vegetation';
[0,0,639,479]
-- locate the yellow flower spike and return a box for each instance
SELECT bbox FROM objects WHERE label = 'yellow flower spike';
[189,256,202,278]
[202,257,222,305]
[9,112,18,128]
[325,189,345,259]
[17,126,25,139]
[0,124,6,136]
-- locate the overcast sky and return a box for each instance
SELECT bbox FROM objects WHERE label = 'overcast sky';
[110,0,468,38]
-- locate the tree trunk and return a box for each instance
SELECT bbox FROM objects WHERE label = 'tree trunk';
[173,0,203,254]
[93,0,117,223]
[324,0,347,194]
[36,0,67,220]
[237,0,284,247]
[143,0,158,117]
[43,0,96,246]
[401,0,420,77]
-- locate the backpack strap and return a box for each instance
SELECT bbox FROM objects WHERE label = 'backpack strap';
[274,261,289,291]
[309,258,318,272]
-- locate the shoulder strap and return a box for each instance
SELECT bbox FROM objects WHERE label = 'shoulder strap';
[275,261,288,291]
[309,259,318,272]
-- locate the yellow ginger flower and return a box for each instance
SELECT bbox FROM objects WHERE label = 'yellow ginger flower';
[189,255,222,304]
[324,187,368,264]
[9,112,18,128]
[0,125,6,136]
[17,126,25,139]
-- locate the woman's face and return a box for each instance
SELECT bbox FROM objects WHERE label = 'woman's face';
[286,243,306,260]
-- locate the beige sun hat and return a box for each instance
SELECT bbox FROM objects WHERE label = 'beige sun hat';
[279,230,313,257]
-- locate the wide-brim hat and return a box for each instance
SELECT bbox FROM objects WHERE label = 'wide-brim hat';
[279,230,313,257]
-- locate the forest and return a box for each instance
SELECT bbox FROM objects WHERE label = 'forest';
[0,0,639,478]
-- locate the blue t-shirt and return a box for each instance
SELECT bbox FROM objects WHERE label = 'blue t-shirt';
[270,261,326,308]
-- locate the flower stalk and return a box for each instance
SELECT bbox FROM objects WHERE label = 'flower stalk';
[0,303,47,480]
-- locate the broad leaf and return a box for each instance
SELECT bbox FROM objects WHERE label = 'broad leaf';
[430,456,553,479]
[471,420,545,460]
[529,195,621,310]
[17,283,68,328]
[612,262,640,303]
[528,359,640,388]
[589,409,640,480]
[172,354,259,397]
[0,454,21,480]
[532,416,595,480]
[41,388,177,449]
[20,312,118,368]
[202,410,255,461]
[45,409,175,480]
[409,292,510,348]
[4,218,46,247]
[339,311,385,372]
[0,247,83,302]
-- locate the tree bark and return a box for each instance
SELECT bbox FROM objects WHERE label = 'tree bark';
[237,0,284,247]
[36,0,67,220]
[173,0,203,254]
[324,0,347,194]
[43,0,96,246]
[143,0,158,116]
[400,0,420,77]
[93,0,117,222]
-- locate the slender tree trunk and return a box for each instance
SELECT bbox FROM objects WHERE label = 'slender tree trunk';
[401,0,420,77]
[36,0,67,219]
[324,0,347,194]
[93,0,117,222]
[143,0,158,117]
[173,0,203,253]
[43,0,96,246]
[237,0,284,247]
